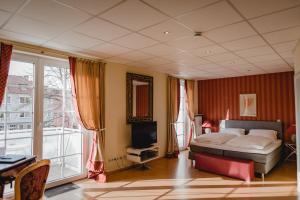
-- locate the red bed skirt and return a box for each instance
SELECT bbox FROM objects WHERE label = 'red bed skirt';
[195,153,254,182]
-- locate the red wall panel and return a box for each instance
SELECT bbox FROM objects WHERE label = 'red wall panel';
[198,72,295,138]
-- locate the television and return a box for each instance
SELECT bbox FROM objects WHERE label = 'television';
[131,121,157,149]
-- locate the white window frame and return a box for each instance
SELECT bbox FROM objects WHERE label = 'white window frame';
[9,52,89,188]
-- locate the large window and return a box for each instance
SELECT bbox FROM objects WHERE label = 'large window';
[176,79,190,150]
[0,60,34,155]
[43,65,83,182]
[0,53,87,186]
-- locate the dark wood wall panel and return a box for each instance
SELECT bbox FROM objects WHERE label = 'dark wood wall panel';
[198,72,295,138]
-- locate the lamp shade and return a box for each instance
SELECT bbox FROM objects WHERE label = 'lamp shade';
[286,124,296,142]
[202,120,212,128]
[286,124,296,134]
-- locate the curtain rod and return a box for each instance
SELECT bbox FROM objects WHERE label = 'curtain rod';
[0,37,104,62]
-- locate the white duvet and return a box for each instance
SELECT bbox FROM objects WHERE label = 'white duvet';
[225,135,273,150]
[192,134,236,145]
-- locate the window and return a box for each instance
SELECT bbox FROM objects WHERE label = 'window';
[19,96,30,104]
[43,65,83,182]
[176,79,191,150]
[9,124,17,130]
[0,53,87,187]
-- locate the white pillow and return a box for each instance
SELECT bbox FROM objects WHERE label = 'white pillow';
[219,128,245,136]
[248,129,277,142]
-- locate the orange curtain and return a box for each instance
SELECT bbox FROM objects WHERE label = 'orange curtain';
[167,76,180,158]
[0,43,13,106]
[69,57,106,182]
[185,80,195,147]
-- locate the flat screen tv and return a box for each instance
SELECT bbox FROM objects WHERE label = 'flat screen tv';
[131,121,157,149]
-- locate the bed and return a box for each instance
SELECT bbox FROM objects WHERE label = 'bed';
[189,120,283,178]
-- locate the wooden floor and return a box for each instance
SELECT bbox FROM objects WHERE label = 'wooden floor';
[49,151,297,200]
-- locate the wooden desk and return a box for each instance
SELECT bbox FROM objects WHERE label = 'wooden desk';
[0,155,36,198]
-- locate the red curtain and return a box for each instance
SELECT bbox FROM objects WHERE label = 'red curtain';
[0,43,13,106]
[136,85,149,117]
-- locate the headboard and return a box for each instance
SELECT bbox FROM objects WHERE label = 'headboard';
[220,120,283,140]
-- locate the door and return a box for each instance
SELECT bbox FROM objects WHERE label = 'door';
[0,52,88,187]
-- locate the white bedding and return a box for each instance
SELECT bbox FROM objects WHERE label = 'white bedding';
[190,138,282,155]
[193,133,237,145]
[225,135,273,150]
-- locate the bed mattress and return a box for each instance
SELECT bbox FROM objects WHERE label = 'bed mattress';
[190,140,282,164]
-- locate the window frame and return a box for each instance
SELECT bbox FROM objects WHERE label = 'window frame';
[5,52,89,188]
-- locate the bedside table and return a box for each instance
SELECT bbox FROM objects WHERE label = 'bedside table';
[284,143,296,162]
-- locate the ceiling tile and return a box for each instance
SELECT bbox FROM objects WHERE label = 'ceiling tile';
[272,40,298,53]
[0,10,11,26]
[0,29,47,45]
[76,49,111,58]
[263,26,300,44]
[141,44,183,56]
[126,61,150,68]
[43,41,83,52]
[204,52,240,62]
[204,22,257,43]
[250,7,300,33]
[193,63,221,70]
[100,0,168,31]
[57,0,123,15]
[202,67,227,73]
[142,57,172,65]
[222,35,267,51]
[234,46,276,58]
[263,66,292,73]
[161,52,211,66]
[74,18,130,41]
[0,0,25,12]
[230,0,300,19]
[19,0,90,29]
[144,0,218,17]
[116,51,153,61]
[105,57,132,64]
[251,58,286,66]
[4,15,62,39]
[111,33,158,49]
[53,31,104,49]
[140,20,192,42]
[177,1,242,31]
[166,36,213,50]
[89,43,132,56]
[246,53,282,63]
[229,64,262,72]
[192,45,227,57]
[218,59,249,67]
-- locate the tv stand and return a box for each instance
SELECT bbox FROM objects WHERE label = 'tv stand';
[126,143,159,169]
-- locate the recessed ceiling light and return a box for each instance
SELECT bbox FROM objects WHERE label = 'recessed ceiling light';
[163,31,169,35]
[194,32,202,37]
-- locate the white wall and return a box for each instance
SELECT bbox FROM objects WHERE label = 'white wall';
[294,40,300,191]
[104,62,168,172]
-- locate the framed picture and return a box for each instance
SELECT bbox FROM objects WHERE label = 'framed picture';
[240,94,257,117]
